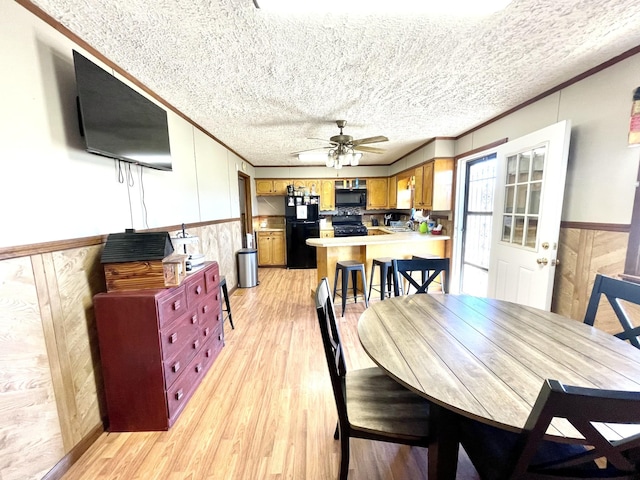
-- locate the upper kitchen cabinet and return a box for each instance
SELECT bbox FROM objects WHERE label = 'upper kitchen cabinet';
[320,180,335,211]
[293,179,320,195]
[414,158,454,211]
[256,179,289,196]
[366,178,388,209]
[388,175,397,209]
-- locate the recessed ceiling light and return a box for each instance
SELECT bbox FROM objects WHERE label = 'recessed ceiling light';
[253,0,512,15]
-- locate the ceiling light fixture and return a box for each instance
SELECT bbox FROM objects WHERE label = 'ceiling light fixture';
[324,145,362,170]
[253,0,512,15]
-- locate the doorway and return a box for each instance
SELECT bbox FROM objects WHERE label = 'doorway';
[238,173,253,248]
[458,154,497,296]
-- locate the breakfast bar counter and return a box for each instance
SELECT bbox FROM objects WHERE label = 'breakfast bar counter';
[306,232,450,285]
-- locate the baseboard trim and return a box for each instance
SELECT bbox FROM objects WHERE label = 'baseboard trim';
[42,423,104,480]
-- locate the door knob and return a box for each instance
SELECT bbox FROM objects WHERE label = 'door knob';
[536,258,548,265]
[551,258,560,266]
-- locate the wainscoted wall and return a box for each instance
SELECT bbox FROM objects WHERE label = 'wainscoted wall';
[553,224,634,333]
[0,219,241,480]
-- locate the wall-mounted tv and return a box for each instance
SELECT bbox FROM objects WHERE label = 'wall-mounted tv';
[73,50,172,171]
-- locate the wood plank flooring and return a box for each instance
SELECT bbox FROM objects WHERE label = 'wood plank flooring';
[61,268,480,480]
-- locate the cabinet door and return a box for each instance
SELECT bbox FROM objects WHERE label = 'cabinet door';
[367,178,388,209]
[414,166,425,208]
[256,180,273,196]
[320,230,334,238]
[257,233,272,265]
[320,180,335,211]
[273,180,290,195]
[432,158,454,211]
[271,232,285,265]
[423,161,434,210]
[388,175,397,209]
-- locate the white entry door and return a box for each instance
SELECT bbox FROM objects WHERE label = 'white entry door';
[487,120,571,310]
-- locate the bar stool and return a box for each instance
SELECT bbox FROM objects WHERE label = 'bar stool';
[220,276,234,329]
[368,257,394,301]
[333,260,369,317]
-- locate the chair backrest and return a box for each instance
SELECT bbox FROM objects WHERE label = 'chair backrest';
[315,277,349,428]
[392,257,450,295]
[583,274,640,349]
[509,379,640,478]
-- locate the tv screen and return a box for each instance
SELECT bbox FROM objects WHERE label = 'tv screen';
[73,50,172,171]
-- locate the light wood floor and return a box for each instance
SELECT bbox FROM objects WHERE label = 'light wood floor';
[62,268,480,480]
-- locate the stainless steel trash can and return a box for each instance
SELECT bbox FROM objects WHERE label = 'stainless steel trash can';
[237,248,258,288]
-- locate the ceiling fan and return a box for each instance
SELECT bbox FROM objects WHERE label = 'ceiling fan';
[298,119,388,154]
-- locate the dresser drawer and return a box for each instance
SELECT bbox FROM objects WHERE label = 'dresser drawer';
[160,314,200,361]
[184,270,207,308]
[162,339,199,389]
[198,296,222,334]
[204,263,220,294]
[157,288,188,328]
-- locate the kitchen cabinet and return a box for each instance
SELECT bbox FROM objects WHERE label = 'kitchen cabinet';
[320,180,335,211]
[256,179,289,196]
[257,231,285,266]
[293,179,320,195]
[366,178,388,209]
[414,158,453,211]
[93,262,224,431]
[388,175,397,209]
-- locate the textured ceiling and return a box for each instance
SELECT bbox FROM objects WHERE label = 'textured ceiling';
[30,0,640,167]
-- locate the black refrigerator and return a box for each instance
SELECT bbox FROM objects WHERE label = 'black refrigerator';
[285,195,320,269]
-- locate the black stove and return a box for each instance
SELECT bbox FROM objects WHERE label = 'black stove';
[332,214,368,237]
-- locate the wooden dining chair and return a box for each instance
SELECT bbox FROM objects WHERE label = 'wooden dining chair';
[583,274,640,349]
[458,379,640,479]
[315,277,431,480]
[392,257,450,296]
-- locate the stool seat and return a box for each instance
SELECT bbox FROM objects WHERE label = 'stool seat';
[220,276,234,330]
[368,257,395,301]
[333,261,368,317]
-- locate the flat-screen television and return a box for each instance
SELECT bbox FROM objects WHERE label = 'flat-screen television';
[72,50,172,171]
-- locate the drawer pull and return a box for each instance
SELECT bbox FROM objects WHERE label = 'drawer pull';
[216,293,220,301]
[172,361,180,373]
[202,304,209,314]
[191,315,198,324]
[217,314,221,322]
[204,327,210,337]
[169,332,178,343]
[195,285,202,295]
[218,334,223,341]
[173,299,182,311]
[175,389,183,401]
[193,339,200,350]
[206,348,212,357]
[195,363,203,373]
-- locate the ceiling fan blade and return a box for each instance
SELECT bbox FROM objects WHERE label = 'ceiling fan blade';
[308,137,339,145]
[354,145,386,154]
[352,135,389,146]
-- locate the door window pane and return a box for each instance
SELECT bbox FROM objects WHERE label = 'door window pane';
[515,184,528,214]
[504,186,515,213]
[518,152,531,183]
[532,147,546,181]
[528,182,541,214]
[513,216,525,245]
[506,155,517,184]
[525,217,538,248]
[502,216,512,242]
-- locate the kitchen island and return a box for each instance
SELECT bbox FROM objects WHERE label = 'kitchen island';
[306,231,450,286]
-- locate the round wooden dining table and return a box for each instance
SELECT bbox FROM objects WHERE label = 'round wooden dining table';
[357,294,640,480]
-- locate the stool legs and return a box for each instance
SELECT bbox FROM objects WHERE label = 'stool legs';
[221,278,234,329]
[333,262,368,316]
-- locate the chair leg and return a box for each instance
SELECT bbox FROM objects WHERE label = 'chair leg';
[351,269,358,303]
[341,268,348,317]
[360,266,369,308]
[221,281,234,329]
[378,264,385,300]
[367,264,375,302]
[333,267,340,304]
[334,422,340,439]
[339,433,350,480]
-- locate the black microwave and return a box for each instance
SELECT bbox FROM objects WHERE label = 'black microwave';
[335,188,367,207]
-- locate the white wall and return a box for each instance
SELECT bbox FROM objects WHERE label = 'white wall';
[0,2,241,249]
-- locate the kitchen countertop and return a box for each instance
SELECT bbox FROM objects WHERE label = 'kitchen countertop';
[307,231,449,247]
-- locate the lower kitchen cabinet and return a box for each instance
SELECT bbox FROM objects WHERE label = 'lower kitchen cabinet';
[257,230,286,266]
[93,261,224,431]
